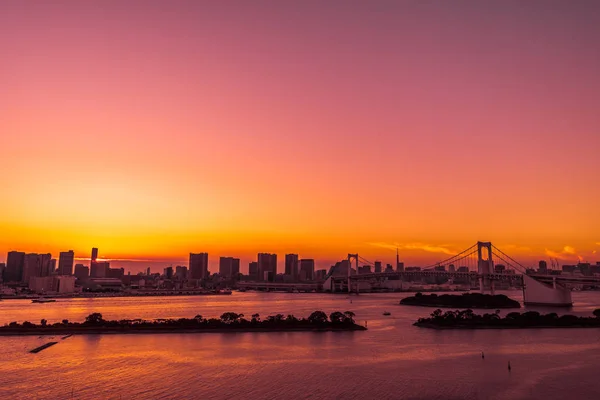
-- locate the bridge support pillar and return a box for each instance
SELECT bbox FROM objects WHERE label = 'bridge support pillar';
[523,275,572,307]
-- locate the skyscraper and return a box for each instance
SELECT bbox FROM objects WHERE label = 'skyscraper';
[299,259,315,281]
[285,254,299,280]
[91,248,98,262]
[249,262,258,280]
[22,253,52,283]
[258,253,277,281]
[5,251,25,282]
[58,250,75,275]
[74,264,89,279]
[219,257,241,279]
[189,253,209,280]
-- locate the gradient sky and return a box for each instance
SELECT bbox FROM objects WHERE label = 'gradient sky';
[1,1,599,273]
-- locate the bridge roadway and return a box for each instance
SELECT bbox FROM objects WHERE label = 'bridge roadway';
[331,270,524,283]
[237,281,321,291]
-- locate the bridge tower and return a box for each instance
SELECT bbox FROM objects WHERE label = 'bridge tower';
[477,242,495,294]
[348,254,359,293]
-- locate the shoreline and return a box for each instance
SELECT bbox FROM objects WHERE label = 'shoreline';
[400,303,518,309]
[0,326,366,336]
[414,322,600,330]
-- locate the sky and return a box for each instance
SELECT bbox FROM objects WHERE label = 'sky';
[1,1,599,273]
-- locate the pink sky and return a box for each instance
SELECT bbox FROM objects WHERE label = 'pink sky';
[1,1,599,273]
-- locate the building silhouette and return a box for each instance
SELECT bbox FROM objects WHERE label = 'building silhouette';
[22,253,52,284]
[175,266,188,280]
[74,264,89,279]
[258,253,277,281]
[249,261,259,280]
[5,251,25,282]
[91,261,110,278]
[285,254,299,280]
[299,259,315,281]
[219,257,240,279]
[189,253,209,280]
[58,250,75,275]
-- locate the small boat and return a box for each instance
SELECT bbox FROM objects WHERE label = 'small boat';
[32,299,56,303]
[383,311,391,316]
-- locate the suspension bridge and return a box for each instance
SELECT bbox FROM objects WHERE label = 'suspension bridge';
[324,241,600,306]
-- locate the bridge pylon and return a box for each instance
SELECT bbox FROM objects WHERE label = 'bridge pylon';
[348,254,359,293]
[477,242,495,294]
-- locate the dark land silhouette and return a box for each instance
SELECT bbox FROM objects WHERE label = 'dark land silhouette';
[400,292,521,309]
[414,309,600,329]
[0,311,366,335]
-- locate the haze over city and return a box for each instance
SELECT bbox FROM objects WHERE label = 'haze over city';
[1,1,599,272]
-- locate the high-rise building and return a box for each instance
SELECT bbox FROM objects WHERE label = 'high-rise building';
[285,254,299,280]
[315,269,327,280]
[448,264,455,273]
[0,262,5,282]
[146,267,151,276]
[175,266,188,280]
[219,257,240,279]
[374,261,382,273]
[299,259,315,281]
[22,253,52,283]
[91,261,110,278]
[538,260,548,274]
[396,248,405,272]
[91,248,98,262]
[5,251,25,282]
[163,266,174,279]
[258,253,277,282]
[189,253,209,280]
[50,259,57,273]
[249,262,259,280]
[58,250,75,275]
[74,264,89,279]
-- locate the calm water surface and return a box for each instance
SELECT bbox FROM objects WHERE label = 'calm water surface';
[1,291,600,400]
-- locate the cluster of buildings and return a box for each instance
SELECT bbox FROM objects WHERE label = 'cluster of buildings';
[0,248,336,295]
[532,260,600,277]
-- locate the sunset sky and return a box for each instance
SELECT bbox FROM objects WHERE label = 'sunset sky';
[1,1,599,273]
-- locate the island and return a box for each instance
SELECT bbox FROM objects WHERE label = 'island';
[414,309,600,329]
[0,311,366,336]
[400,292,521,309]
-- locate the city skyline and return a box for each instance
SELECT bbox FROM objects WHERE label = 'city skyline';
[1,2,599,270]
[1,243,597,276]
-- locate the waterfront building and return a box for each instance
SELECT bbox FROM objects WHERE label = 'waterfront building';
[374,261,382,273]
[495,264,506,273]
[285,254,299,280]
[50,259,56,273]
[90,261,110,278]
[74,264,89,279]
[164,266,174,279]
[219,257,240,279]
[258,253,277,282]
[58,250,75,275]
[315,269,327,280]
[5,251,25,282]
[385,264,394,273]
[448,264,455,273]
[189,253,209,280]
[0,262,5,282]
[538,260,548,274]
[249,262,259,280]
[22,253,52,284]
[107,267,125,279]
[29,275,76,294]
[175,266,188,280]
[299,259,315,281]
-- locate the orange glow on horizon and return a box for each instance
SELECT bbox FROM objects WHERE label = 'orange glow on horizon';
[1,2,599,273]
